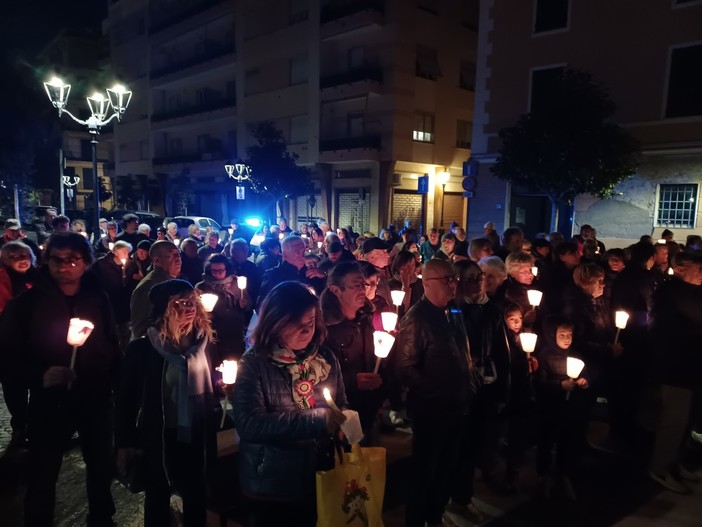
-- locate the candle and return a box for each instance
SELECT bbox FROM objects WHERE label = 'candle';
[519,332,537,354]
[390,290,405,307]
[101,233,106,238]
[217,360,238,385]
[531,266,538,277]
[373,330,395,373]
[323,387,340,411]
[199,293,219,312]
[317,241,323,249]
[657,239,666,244]
[301,234,308,238]
[527,290,543,307]
[173,238,180,247]
[237,275,247,290]
[381,312,398,332]
[66,318,94,390]
[279,233,285,240]
[614,310,629,345]
[566,357,585,401]
[108,242,114,251]
[668,267,674,276]
[228,228,234,235]
[121,258,127,279]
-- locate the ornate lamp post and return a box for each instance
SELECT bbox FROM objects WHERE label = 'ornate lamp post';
[225,163,251,201]
[43,77,132,239]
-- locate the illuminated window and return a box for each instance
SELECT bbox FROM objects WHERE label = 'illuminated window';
[657,184,698,228]
[413,112,435,143]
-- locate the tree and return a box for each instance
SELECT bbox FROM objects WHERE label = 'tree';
[492,68,640,231]
[244,122,312,221]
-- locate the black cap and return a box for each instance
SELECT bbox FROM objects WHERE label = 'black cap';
[327,241,343,254]
[137,239,153,251]
[362,237,387,254]
[123,213,139,223]
[149,279,193,319]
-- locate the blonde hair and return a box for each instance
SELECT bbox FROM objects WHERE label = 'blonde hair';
[156,290,215,345]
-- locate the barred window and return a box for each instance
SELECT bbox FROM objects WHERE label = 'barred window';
[657,184,698,228]
[413,112,435,143]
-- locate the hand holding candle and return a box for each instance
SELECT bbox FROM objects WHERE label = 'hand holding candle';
[323,387,340,411]
[237,275,247,290]
[216,360,238,427]
[565,357,585,400]
[373,330,395,373]
[614,310,629,344]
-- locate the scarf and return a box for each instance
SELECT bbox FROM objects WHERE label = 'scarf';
[148,327,213,443]
[201,274,239,309]
[270,346,331,410]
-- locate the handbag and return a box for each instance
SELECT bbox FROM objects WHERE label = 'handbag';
[316,444,386,527]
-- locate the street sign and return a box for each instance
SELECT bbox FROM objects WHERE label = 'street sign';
[417,175,429,194]
[236,186,245,200]
[463,159,478,177]
[462,176,477,192]
[463,191,474,198]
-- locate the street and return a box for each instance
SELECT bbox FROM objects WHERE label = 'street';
[1,387,701,527]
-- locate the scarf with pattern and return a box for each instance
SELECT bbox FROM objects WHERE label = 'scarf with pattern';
[270,346,331,410]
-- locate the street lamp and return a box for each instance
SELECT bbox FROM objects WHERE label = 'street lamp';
[225,163,251,201]
[43,76,132,240]
[438,170,450,228]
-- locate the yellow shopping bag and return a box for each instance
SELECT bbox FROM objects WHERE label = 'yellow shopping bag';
[316,444,386,527]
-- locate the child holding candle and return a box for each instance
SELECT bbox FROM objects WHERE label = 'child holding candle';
[535,315,592,501]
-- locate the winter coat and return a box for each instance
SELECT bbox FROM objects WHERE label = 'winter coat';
[130,266,174,340]
[233,345,348,502]
[257,261,326,307]
[92,253,138,323]
[0,266,36,315]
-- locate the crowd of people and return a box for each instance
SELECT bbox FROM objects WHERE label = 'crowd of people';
[0,207,701,527]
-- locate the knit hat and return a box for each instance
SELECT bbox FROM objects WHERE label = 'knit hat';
[4,219,21,231]
[149,279,193,319]
[137,239,153,251]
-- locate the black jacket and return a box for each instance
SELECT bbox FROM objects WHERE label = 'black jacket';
[0,268,121,400]
[92,253,138,323]
[396,297,476,418]
[232,346,348,501]
[257,261,326,307]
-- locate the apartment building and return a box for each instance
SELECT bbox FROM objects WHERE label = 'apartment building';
[470,0,702,245]
[38,29,116,213]
[106,0,478,233]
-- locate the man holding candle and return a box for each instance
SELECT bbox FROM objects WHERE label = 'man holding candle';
[396,259,476,527]
[229,238,261,311]
[0,232,121,526]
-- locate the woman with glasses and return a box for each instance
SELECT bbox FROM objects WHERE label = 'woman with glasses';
[234,281,347,527]
[116,279,219,527]
[195,254,251,361]
[0,241,38,448]
[322,261,384,445]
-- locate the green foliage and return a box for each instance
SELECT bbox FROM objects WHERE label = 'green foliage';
[492,68,640,205]
[244,122,312,201]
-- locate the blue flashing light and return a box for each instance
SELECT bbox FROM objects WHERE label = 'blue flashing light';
[245,217,262,228]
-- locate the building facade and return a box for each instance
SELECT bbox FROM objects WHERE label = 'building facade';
[470,0,702,246]
[106,0,478,233]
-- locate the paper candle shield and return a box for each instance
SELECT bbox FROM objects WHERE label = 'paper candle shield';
[381,312,398,332]
[108,242,114,251]
[519,332,538,353]
[531,266,538,277]
[390,290,406,306]
[237,276,247,290]
[614,311,629,330]
[566,357,585,379]
[173,239,181,247]
[67,318,95,347]
[527,290,543,307]
[217,360,238,384]
[199,293,219,312]
[373,331,395,359]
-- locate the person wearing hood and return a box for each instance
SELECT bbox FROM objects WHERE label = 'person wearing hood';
[116,279,219,527]
[0,232,121,527]
[195,254,251,361]
[321,261,384,444]
[535,315,592,501]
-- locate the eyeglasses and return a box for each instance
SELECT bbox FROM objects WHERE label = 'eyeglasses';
[210,267,227,274]
[173,299,196,309]
[8,254,31,261]
[364,281,380,288]
[49,256,83,267]
[424,274,458,285]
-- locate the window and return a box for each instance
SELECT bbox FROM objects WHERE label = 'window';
[290,115,308,144]
[665,44,702,118]
[657,184,698,228]
[459,60,476,90]
[290,55,308,85]
[416,45,442,80]
[530,66,565,112]
[534,0,569,33]
[456,120,472,149]
[347,112,364,136]
[413,112,435,143]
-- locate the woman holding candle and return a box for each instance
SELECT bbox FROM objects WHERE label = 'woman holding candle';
[388,250,424,317]
[116,279,219,527]
[233,281,347,526]
[322,262,385,445]
[195,254,251,361]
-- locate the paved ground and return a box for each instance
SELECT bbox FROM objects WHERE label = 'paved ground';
[1,389,701,527]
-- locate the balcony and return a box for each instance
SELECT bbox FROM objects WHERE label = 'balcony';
[319,135,381,162]
[151,97,236,124]
[149,0,227,34]
[320,67,382,89]
[153,150,226,166]
[320,67,383,101]
[321,0,384,41]
[151,42,235,80]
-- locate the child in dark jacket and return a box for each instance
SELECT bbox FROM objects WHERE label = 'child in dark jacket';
[535,315,593,500]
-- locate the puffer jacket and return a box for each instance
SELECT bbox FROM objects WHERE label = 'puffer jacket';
[396,297,476,419]
[233,345,348,502]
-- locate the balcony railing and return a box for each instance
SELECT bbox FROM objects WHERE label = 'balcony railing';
[320,67,382,89]
[153,150,225,165]
[151,97,236,123]
[151,42,235,79]
[149,0,227,34]
[319,135,381,151]
[320,0,384,24]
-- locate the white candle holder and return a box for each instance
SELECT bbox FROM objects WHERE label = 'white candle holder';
[527,289,543,308]
[614,310,629,344]
[373,330,395,373]
[519,332,537,354]
[66,318,94,390]
[531,266,538,277]
[237,275,247,290]
[566,357,585,400]
[390,290,405,314]
[216,360,238,428]
[381,312,398,332]
[200,293,219,313]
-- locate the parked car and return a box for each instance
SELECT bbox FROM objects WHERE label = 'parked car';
[163,216,223,239]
